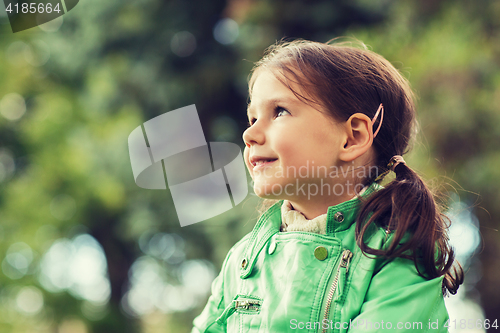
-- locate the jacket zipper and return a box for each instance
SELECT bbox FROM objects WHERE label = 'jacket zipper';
[215,298,262,325]
[322,249,353,333]
[235,299,261,312]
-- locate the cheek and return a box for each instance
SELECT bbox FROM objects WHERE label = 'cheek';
[277,134,333,169]
[274,135,309,165]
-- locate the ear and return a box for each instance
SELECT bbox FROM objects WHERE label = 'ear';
[339,113,373,162]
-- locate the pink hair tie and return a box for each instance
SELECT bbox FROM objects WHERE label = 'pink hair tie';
[372,103,384,138]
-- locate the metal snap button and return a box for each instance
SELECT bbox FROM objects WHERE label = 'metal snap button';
[334,212,344,223]
[241,258,248,269]
[314,246,328,261]
[268,241,277,255]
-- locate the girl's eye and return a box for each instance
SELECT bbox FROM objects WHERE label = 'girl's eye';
[275,107,290,118]
[247,107,288,127]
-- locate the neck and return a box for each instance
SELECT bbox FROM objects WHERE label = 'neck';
[287,191,356,220]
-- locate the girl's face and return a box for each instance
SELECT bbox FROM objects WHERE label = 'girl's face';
[243,69,347,201]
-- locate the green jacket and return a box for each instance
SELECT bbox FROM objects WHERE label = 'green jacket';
[192,186,449,332]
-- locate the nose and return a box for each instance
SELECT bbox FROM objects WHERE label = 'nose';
[242,121,265,147]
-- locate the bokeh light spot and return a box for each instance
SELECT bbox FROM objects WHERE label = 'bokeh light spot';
[213,18,239,45]
[16,286,44,315]
[2,242,34,280]
[39,234,111,304]
[0,93,26,121]
[25,40,51,67]
[171,31,197,57]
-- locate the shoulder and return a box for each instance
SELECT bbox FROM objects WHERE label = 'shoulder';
[357,256,448,327]
[349,232,449,327]
[349,227,449,325]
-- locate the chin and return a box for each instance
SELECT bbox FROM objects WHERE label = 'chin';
[252,182,286,199]
[253,186,272,198]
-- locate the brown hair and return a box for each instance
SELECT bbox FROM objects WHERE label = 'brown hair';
[250,39,463,295]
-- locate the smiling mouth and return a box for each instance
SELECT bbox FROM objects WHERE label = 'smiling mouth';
[252,159,278,167]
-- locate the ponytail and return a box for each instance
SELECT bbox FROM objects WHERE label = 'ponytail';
[356,157,464,295]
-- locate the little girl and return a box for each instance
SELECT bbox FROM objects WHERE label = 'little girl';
[192,39,463,333]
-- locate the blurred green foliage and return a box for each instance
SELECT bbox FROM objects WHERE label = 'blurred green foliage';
[0,0,499,332]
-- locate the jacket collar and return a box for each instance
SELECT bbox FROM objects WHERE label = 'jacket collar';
[326,183,379,235]
[239,183,380,279]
